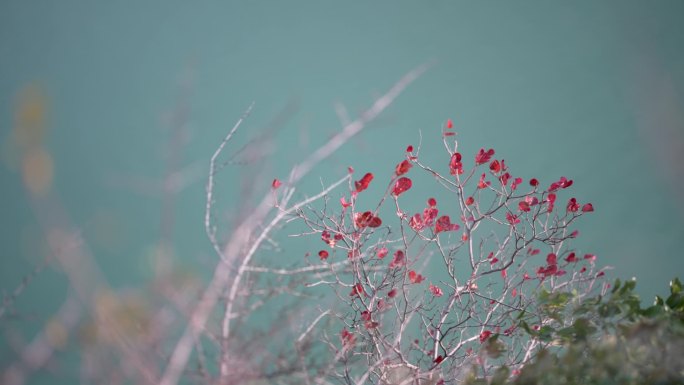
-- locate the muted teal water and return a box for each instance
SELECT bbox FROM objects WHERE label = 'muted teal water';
[1,1,683,382]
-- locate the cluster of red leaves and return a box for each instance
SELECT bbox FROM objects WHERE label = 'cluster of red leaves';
[567,197,594,213]
[409,198,459,234]
[360,311,379,329]
[349,282,365,297]
[475,148,495,165]
[449,152,463,175]
[548,176,573,192]
[354,211,382,228]
[518,196,539,212]
[340,328,356,349]
[321,230,343,247]
[477,173,490,189]
[435,215,459,233]
[313,121,603,361]
[537,253,566,278]
[547,193,557,212]
[506,212,520,225]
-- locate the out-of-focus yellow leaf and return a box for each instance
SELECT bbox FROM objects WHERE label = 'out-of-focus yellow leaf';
[45,317,68,349]
[14,84,47,149]
[22,146,53,196]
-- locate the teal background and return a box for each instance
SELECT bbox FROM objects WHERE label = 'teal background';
[1,0,683,380]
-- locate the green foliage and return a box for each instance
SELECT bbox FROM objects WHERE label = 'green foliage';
[473,277,684,385]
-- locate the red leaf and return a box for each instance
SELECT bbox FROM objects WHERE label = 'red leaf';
[435,215,459,233]
[428,197,437,207]
[479,330,492,343]
[489,159,501,173]
[340,328,356,348]
[499,172,510,186]
[360,310,371,321]
[350,283,364,297]
[408,270,425,284]
[582,203,594,212]
[511,177,523,191]
[340,196,351,208]
[465,196,475,205]
[376,247,388,259]
[443,132,456,137]
[446,118,453,129]
[392,177,413,196]
[549,176,573,192]
[449,152,463,175]
[272,179,282,189]
[389,250,406,269]
[429,284,443,297]
[567,198,580,212]
[354,172,374,193]
[377,298,389,311]
[409,213,424,231]
[518,201,531,212]
[477,173,491,189]
[506,212,520,225]
[475,148,495,165]
[387,288,398,298]
[565,252,577,262]
[546,253,557,266]
[547,193,557,212]
[318,250,329,260]
[395,159,412,176]
[423,207,438,225]
[406,145,414,152]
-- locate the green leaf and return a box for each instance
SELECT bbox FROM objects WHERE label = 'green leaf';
[671,278,682,295]
[611,278,621,293]
[666,292,684,311]
[654,295,664,307]
[537,325,555,342]
[519,320,533,335]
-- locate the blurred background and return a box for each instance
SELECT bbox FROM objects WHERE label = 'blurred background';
[1,1,683,382]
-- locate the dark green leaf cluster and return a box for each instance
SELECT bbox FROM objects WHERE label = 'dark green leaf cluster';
[467,278,684,385]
